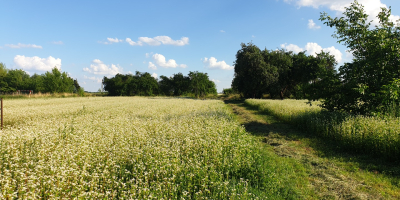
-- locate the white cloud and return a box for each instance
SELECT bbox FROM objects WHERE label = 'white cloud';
[101,38,123,44]
[52,41,63,45]
[308,19,321,30]
[287,0,400,25]
[126,38,140,46]
[344,50,354,62]
[84,75,102,83]
[5,43,42,49]
[281,42,343,62]
[151,53,186,68]
[202,57,233,70]
[14,55,61,71]
[148,62,157,70]
[107,38,122,43]
[212,79,221,83]
[220,30,225,33]
[83,59,123,76]
[125,36,189,46]
[151,73,158,79]
[280,43,304,54]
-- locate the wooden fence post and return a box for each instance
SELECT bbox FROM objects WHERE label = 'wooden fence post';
[1,98,3,130]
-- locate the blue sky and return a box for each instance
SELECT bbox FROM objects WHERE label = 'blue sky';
[1,0,400,92]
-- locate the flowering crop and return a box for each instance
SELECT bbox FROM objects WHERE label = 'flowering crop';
[0,97,293,199]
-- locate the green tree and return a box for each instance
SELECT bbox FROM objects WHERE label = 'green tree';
[6,69,30,91]
[171,73,191,96]
[0,63,9,92]
[320,0,400,114]
[103,72,159,96]
[158,75,173,96]
[264,49,293,99]
[188,71,216,98]
[30,74,45,93]
[43,67,75,93]
[232,43,278,98]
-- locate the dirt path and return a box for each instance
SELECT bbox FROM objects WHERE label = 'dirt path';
[225,100,400,200]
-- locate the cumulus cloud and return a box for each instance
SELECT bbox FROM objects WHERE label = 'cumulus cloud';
[14,55,61,71]
[344,50,355,62]
[83,59,123,76]
[202,57,233,70]
[84,75,102,83]
[280,42,343,63]
[125,36,189,46]
[151,73,158,79]
[220,30,225,33]
[148,62,157,70]
[286,0,400,25]
[126,38,140,46]
[280,43,304,54]
[308,19,321,29]
[101,38,123,44]
[5,43,42,49]
[151,53,187,69]
[212,79,221,83]
[52,41,63,45]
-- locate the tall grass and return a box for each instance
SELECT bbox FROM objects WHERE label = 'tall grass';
[0,97,305,199]
[246,99,400,161]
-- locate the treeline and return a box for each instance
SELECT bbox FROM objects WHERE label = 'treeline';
[232,0,400,116]
[232,43,336,99]
[0,63,83,94]
[103,71,217,98]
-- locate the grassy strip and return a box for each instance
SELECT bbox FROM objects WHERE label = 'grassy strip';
[229,100,400,199]
[245,99,400,161]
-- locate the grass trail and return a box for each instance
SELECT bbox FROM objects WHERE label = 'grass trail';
[225,100,400,199]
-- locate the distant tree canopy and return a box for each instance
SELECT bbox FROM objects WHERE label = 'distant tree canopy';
[232,43,337,99]
[103,72,159,96]
[103,71,217,98]
[0,63,80,94]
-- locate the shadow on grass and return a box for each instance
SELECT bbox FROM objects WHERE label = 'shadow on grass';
[224,99,400,180]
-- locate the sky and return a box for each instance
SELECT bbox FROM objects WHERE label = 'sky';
[1,0,400,93]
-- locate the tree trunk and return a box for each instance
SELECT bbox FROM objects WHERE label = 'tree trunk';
[280,86,287,100]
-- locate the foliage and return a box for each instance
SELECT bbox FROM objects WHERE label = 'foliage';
[232,43,338,99]
[104,71,217,98]
[223,88,235,95]
[103,72,159,96]
[232,43,278,98]
[319,0,400,114]
[0,64,79,94]
[77,87,85,97]
[158,73,191,96]
[188,71,217,98]
[246,99,400,161]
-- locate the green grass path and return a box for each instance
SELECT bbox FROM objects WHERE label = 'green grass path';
[225,100,400,199]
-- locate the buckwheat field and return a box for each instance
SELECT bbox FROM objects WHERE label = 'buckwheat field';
[0,97,298,199]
